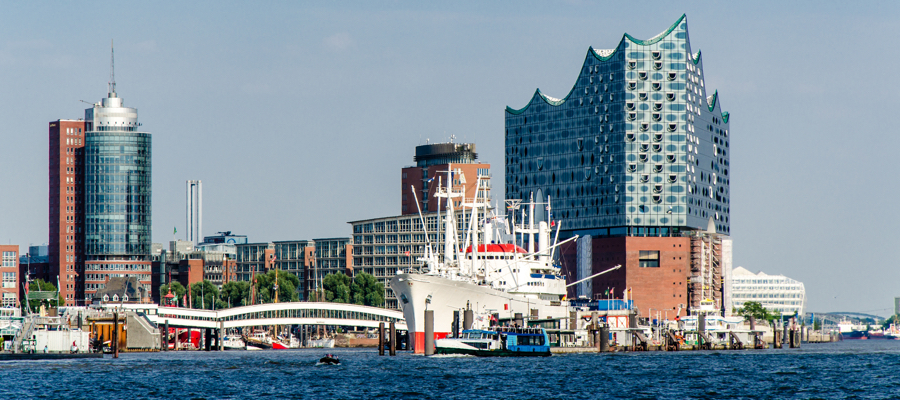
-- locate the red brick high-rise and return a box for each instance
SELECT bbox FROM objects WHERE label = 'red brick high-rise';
[49,120,86,304]
[401,141,490,215]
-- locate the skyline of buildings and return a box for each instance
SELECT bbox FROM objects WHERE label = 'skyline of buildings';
[1,17,826,318]
[729,266,806,316]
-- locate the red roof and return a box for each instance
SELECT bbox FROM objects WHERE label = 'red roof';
[464,244,527,254]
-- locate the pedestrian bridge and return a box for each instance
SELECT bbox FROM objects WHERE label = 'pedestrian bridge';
[102,302,407,331]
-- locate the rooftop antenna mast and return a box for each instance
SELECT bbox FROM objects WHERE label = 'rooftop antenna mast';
[108,40,116,98]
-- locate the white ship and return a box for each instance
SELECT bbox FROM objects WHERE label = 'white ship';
[390,168,580,353]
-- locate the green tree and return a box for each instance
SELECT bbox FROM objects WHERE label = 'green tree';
[254,270,300,304]
[350,272,384,307]
[220,281,251,307]
[736,301,773,322]
[159,281,186,306]
[321,273,352,303]
[189,280,226,310]
[27,279,64,311]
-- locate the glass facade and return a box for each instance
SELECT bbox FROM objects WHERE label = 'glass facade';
[504,15,730,236]
[84,131,152,259]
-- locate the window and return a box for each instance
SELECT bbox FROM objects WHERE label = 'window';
[653,61,662,70]
[640,123,649,132]
[668,72,677,81]
[653,164,663,173]
[639,143,650,152]
[668,124,677,132]
[653,103,663,111]
[652,143,662,152]
[627,61,636,69]
[627,112,637,121]
[652,113,661,121]
[652,51,661,60]
[2,272,15,288]
[638,71,648,80]
[640,174,649,183]
[652,82,661,91]
[626,102,635,111]
[638,92,648,101]
[666,154,676,163]
[639,153,648,162]
[627,164,636,172]
[639,250,659,267]
[1,293,14,307]
[627,82,636,90]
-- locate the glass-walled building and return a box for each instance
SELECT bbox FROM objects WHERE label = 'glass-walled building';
[504,14,730,237]
[504,15,733,318]
[82,79,152,301]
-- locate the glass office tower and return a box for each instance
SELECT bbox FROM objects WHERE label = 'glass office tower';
[82,77,152,299]
[504,14,731,237]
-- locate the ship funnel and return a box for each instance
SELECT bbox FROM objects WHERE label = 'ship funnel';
[484,221,493,244]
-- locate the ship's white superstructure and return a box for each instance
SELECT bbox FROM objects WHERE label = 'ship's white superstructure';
[390,167,577,353]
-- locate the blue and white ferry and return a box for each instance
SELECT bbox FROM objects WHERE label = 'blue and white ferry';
[434,327,551,357]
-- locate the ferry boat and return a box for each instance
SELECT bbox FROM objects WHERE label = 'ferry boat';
[435,327,551,357]
[390,168,583,353]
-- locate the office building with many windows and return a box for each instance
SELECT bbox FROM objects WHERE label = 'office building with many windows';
[50,47,152,304]
[505,15,731,317]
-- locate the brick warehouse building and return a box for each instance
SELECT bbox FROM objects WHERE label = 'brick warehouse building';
[505,15,732,317]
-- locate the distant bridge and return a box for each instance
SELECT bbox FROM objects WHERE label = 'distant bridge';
[807,311,885,324]
[102,302,407,331]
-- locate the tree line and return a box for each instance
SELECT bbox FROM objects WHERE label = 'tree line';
[158,271,384,309]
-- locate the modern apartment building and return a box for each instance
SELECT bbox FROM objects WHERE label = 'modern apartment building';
[401,141,491,215]
[505,15,731,317]
[730,266,806,316]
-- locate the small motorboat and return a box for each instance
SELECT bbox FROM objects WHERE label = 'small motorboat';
[318,354,340,365]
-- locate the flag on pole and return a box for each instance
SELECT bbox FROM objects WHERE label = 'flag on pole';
[173,227,177,235]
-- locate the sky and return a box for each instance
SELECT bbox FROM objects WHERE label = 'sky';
[1,1,898,315]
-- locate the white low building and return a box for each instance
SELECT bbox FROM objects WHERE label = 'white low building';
[730,267,806,316]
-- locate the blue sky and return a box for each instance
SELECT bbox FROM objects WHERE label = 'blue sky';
[1,1,898,314]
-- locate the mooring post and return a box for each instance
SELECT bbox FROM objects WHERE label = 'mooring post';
[378,322,385,356]
[389,321,396,356]
[749,316,757,349]
[113,311,119,358]
[219,321,224,351]
[424,310,435,356]
[600,324,609,352]
[164,320,169,352]
[698,313,706,350]
[464,309,474,330]
[452,310,460,338]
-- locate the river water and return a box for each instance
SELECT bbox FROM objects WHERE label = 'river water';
[3,340,899,399]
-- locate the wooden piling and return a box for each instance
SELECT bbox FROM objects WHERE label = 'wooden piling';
[113,311,119,358]
[389,321,396,356]
[164,320,169,351]
[452,311,459,338]
[378,322,385,356]
[424,310,435,356]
